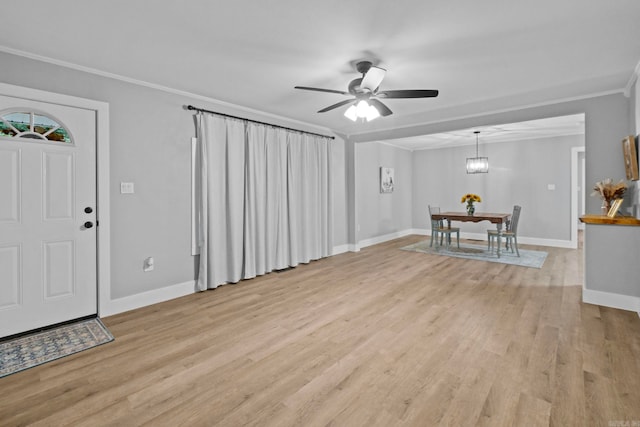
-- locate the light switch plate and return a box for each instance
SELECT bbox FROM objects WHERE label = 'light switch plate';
[121,182,135,194]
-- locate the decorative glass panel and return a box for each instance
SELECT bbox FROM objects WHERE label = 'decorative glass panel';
[0,111,72,143]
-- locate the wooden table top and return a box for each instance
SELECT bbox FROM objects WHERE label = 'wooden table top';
[431,212,511,224]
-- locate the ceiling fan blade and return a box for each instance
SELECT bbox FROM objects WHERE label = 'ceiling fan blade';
[369,99,393,117]
[318,98,356,113]
[360,66,386,92]
[377,89,439,98]
[295,86,349,95]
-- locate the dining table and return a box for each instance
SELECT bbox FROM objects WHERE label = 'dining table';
[430,211,511,257]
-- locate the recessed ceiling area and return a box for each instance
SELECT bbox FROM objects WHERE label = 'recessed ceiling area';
[381,114,586,151]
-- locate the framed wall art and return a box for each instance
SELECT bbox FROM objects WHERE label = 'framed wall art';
[380,167,394,193]
[622,135,638,181]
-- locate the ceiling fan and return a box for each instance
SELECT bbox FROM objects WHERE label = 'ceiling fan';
[294,61,438,121]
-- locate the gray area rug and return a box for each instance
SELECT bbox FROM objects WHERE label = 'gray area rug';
[0,317,114,378]
[401,241,547,269]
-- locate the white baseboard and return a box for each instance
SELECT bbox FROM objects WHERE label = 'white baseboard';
[517,236,574,248]
[101,280,196,317]
[362,228,573,249]
[331,244,350,255]
[357,229,416,249]
[582,287,640,314]
[102,243,358,318]
[458,232,573,248]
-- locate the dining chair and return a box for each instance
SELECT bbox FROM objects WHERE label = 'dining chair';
[487,205,521,256]
[428,205,460,250]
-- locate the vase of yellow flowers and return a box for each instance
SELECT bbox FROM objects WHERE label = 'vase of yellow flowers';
[591,178,626,214]
[461,193,482,216]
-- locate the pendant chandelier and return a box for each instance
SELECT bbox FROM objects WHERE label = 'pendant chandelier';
[466,131,489,174]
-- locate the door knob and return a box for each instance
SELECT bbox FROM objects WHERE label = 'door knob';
[84,221,94,229]
[84,207,93,214]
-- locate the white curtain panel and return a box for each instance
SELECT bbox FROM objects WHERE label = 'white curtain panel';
[196,113,333,290]
[244,123,289,277]
[196,114,246,290]
[286,133,333,265]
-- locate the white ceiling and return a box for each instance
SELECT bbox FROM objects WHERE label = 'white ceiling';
[0,1,638,139]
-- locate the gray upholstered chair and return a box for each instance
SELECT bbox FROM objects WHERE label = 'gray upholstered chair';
[487,205,521,256]
[429,205,460,250]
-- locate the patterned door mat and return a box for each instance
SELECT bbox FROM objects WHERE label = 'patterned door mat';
[0,317,114,378]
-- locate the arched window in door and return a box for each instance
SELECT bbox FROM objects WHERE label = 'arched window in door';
[0,110,72,143]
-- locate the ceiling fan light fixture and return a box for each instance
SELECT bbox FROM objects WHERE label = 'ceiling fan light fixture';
[344,100,380,122]
[296,60,439,121]
[365,104,380,121]
[344,105,358,121]
[355,100,370,117]
[466,131,489,174]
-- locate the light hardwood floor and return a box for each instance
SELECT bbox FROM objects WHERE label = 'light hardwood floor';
[2,235,639,426]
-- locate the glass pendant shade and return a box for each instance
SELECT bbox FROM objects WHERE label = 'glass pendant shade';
[466,156,489,173]
[466,131,489,174]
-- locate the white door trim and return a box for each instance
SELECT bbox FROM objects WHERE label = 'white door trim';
[0,82,111,318]
[571,146,585,248]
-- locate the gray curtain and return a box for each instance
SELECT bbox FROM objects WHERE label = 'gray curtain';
[196,113,332,290]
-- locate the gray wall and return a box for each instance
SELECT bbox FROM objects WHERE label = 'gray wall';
[586,225,640,300]
[581,78,639,301]
[353,93,631,217]
[355,142,413,242]
[352,92,633,300]
[331,138,348,248]
[632,81,640,214]
[578,150,586,219]
[2,49,635,305]
[0,51,348,300]
[411,134,584,240]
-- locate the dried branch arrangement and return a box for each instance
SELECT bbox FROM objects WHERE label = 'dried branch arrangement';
[591,178,627,202]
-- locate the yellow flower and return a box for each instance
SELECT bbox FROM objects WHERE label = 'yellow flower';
[461,193,482,203]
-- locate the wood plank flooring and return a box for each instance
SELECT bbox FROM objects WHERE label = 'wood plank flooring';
[1,235,639,426]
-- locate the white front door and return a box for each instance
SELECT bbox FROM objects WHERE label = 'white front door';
[0,95,97,338]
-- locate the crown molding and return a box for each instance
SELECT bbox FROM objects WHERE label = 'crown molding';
[624,59,640,97]
[2,44,634,141]
[0,45,333,137]
[376,140,415,152]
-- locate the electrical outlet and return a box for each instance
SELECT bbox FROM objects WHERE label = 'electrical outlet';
[143,257,154,272]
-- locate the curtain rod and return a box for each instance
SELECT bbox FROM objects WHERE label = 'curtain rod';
[186,105,335,140]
